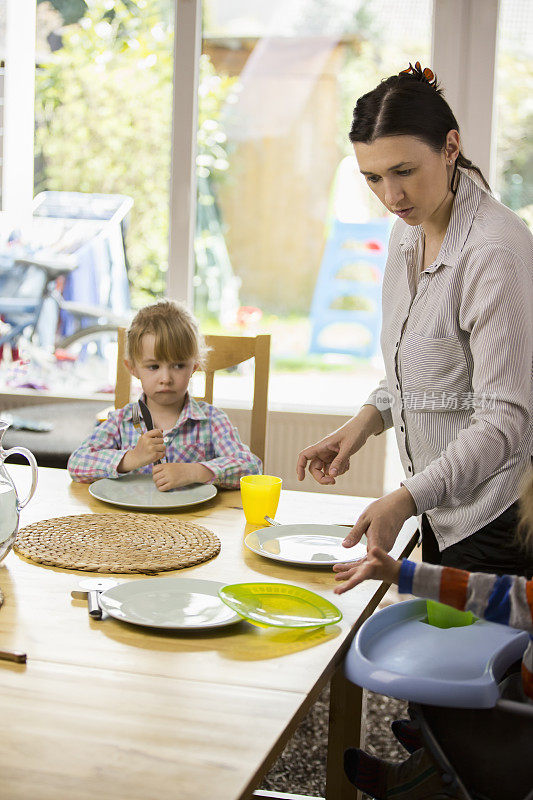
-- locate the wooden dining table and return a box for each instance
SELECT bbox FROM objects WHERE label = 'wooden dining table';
[0,465,418,800]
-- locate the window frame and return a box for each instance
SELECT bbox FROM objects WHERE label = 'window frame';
[168,0,500,303]
[2,0,37,216]
[431,0,499,186]
[168,0,201,306]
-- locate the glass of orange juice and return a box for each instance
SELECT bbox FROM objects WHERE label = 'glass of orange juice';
[240,475,282,525]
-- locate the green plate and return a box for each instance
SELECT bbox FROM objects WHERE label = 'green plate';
[218,583,343,629]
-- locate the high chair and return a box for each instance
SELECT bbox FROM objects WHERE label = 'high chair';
[344,599,533,800]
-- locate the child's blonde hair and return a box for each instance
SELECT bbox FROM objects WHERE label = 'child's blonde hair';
[518,471,533,552]
[127,300,207,368]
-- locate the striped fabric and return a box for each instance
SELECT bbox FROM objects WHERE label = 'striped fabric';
[399,558,533,701]
[366,169,533,549]
[67,394,262,488]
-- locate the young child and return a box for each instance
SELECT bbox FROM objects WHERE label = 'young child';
[68,300,262,489]
[333,473,533,800]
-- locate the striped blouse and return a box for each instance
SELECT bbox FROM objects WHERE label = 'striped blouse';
[366,169,533,549]
[67,394,262,489]
[399,559,533,701]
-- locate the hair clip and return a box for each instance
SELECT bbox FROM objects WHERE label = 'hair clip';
[400,61,436,86]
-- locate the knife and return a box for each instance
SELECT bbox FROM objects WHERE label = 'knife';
[138,398,164,464]
[72,578,119,620]
[138,398,154,431]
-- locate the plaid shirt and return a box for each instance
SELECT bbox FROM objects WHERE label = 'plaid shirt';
[68,394,262,488]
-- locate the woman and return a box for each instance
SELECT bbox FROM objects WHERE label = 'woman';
[297,63,533,578]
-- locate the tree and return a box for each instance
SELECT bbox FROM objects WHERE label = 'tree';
[35,0,236,306]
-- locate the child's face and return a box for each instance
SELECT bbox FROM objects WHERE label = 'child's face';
[128,334,198,408]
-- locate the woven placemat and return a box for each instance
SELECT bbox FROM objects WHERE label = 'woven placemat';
[15,514,220,574]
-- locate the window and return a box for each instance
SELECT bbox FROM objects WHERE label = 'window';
[494,0,533,224]
[196,0,433,410]
[35,0,175,307]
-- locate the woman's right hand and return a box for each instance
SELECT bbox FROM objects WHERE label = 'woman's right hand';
[296,406,383,485]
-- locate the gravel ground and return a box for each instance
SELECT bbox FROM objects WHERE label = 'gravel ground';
[259,686,408,797]
[260,586,412,797]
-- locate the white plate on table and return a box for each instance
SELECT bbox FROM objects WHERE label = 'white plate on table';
[98,577,242,630]
[89,473,217,510]
[244,524,366,567]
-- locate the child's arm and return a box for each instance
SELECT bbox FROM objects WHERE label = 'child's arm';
[333,546,533,635]
[68,412,165,482]
[118,430,166,474]
[152,462,213,491]
[152,406,261,492]
[151,407,261,491]
[201,405,262,488]
[68,414,129,482]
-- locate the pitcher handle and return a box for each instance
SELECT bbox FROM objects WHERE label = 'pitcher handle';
[3,447,38,509]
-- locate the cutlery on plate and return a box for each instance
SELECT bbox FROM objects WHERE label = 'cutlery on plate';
[0,649,26,664]
[138,398,164,464]
[71,578,119,620]
[264,515,353,529]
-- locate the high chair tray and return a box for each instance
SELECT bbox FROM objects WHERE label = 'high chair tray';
[345,599,529,708]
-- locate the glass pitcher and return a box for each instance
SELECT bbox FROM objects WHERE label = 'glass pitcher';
[0,419,38,562]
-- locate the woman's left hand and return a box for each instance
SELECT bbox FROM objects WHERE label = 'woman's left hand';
[340,486,417,556]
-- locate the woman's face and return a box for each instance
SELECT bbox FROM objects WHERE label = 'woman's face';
[354,134,458,227]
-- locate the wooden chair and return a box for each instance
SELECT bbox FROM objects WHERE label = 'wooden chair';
[96,326,131,423]
[112,330,271,465]
[114,326,132,409]
[199,334,271,465]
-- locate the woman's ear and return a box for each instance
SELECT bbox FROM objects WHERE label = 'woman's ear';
[124,358,138,379]
[445,129,460,162]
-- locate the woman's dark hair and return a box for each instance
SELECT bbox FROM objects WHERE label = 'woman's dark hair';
[349,66,490,193]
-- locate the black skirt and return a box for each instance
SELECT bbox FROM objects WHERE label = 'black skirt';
[421,502,533,578]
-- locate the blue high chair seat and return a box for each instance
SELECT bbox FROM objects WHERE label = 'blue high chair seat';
[345,599,529,708]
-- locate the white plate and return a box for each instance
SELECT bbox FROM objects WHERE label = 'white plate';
[89,473,217,510]
[244,524,366,567]
[98,577,242,629]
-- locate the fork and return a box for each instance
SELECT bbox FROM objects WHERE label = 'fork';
[132,402,166,463]
[132,402,142,433]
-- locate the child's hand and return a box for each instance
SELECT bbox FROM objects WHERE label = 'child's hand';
[118,430,166,473]
[133,429,166,467]
[333,546,401,595]
[152,462,213,492]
